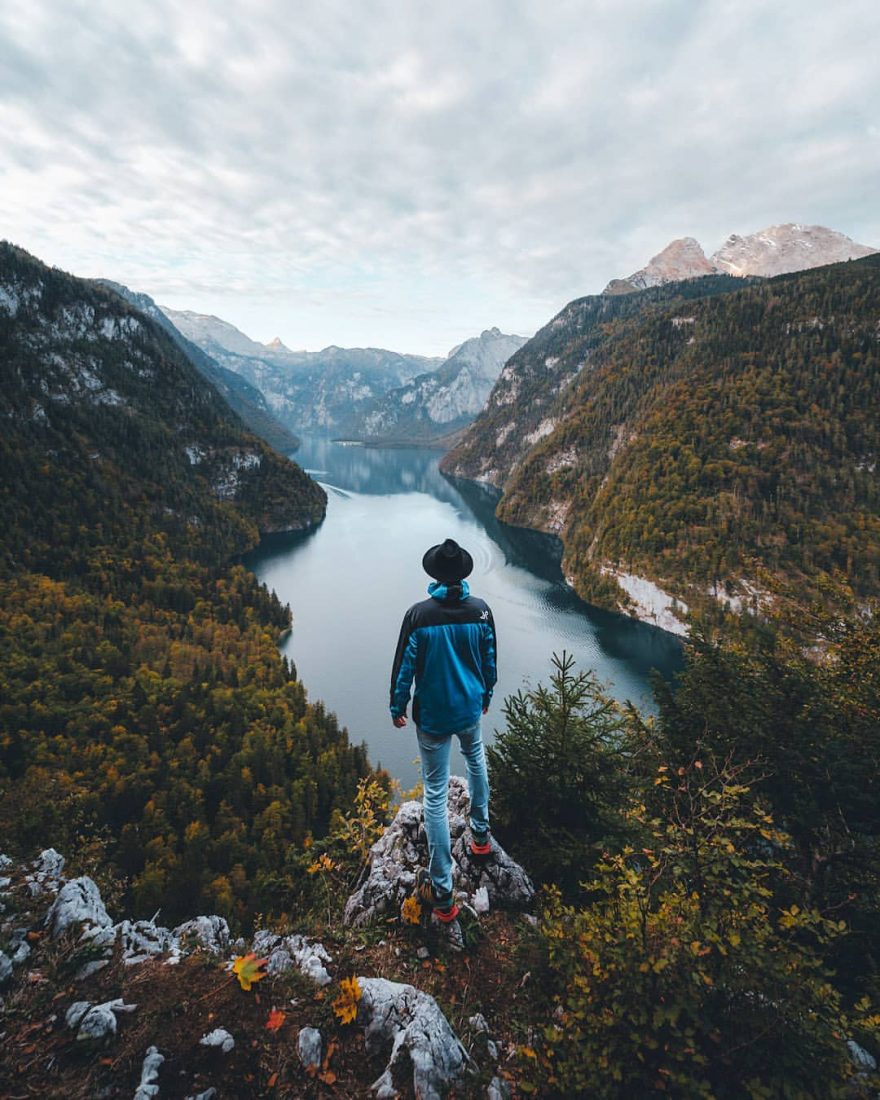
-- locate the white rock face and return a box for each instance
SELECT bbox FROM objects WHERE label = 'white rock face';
[344,776,534,927]
[600,566,689,637]
[357,976,470,1100]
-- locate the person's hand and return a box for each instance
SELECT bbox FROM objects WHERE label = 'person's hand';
[482,706,488,715]
[392,715,407,728]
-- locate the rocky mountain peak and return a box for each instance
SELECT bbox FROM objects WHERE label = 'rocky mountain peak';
[606,237,717,293]
[266,336,289,351]
[606,223,877,293]
[711,222,878,277]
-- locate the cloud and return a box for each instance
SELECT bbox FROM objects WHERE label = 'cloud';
[2,0,879,353]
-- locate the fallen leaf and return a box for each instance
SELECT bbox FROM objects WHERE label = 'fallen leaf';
[267,1071,278,1088]
[232,953,268,992]
[266,1009,286,1032]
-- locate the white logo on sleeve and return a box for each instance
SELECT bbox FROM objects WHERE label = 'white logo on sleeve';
[479,610,489,620]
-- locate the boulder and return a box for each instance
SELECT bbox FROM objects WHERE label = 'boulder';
[357,976,470,1100]
[65,998,136,1041]
[46,877,112,939]
[344,777,534,926]
[297,1026,323,1070]
[0,952,12,985]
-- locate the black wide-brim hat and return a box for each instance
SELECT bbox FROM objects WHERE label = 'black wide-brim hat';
[422,538,474,583]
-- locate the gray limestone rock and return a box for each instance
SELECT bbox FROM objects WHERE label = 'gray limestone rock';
[46,877,112,939]
[116,919,176,965]
[297,1026,323,1070]
[487,1075,511,1100]
[344,777,534,926]
[134,1045,164,1099]
[185,1091,217,1100]
[65,998,137,1041]
[357,976,470,1100]
[173,915,230,955]
[0,952,12,985]
[26,848,66,896]
[847,1039,877,1071]
[199,1027,234,1053]
[251,930,332,986]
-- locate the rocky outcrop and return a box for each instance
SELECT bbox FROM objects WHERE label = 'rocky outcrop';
[343,776,534,927]
[356,976,471,1100]
[251,930,333,986]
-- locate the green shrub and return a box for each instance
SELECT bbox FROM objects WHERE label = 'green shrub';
[529,759,875,1099]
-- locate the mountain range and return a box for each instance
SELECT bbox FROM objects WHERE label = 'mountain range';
[162,308,526,443]
[604,223,876,294]
[162,308,443,436]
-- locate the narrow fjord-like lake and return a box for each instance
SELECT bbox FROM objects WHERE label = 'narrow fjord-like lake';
[245,437,683,787]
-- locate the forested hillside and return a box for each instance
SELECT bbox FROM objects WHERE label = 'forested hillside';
[444,257,880,631]
[0,243,369,923]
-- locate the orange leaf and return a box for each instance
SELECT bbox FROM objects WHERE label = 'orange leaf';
[266,1009,286,1031]
[320,1070,337,1085]
[232,952,268,991]
[267,1072,278,1088]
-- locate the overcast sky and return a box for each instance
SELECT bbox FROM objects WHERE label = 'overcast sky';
[2,0,879,355]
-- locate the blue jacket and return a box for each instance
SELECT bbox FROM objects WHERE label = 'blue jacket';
[390,581,498,736]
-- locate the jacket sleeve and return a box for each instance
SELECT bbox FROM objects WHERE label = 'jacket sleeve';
[390,610,418,718]
[480,607,498,709]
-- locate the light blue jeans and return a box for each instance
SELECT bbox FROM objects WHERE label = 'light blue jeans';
[417,719,490,898]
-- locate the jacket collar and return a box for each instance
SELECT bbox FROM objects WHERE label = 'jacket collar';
[428,580,470,601]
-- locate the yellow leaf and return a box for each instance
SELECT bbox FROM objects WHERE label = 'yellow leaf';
[332,976,362,1025]
[401,895,422,925]
[233,953,268,991]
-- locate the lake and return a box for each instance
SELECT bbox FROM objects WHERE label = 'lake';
[245,437,684,787]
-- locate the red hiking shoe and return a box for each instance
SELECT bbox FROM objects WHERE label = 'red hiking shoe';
[469,830,492,860]
[416,869,459,923]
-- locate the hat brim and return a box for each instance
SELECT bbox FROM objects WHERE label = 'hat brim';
[422,542,474,582]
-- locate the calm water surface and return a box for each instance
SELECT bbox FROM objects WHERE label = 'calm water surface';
[245,438,683,786]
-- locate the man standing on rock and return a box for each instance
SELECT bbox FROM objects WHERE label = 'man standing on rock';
[390,537,497,923]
